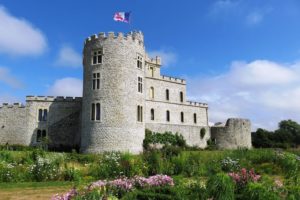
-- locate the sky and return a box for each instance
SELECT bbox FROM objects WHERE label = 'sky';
[0,0,300,131]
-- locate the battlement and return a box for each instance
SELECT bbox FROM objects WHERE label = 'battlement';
[26,96,82,102]
[145,55,162,66]
[161,75,186,84]
[0,102,25,108]
[186,101,208,107]
[84,31,144,46]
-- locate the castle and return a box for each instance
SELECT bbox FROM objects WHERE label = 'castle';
[0,31,252,153]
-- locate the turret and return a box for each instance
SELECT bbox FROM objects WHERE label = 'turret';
[81,31,146,154]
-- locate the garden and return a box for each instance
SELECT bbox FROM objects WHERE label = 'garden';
[0,130,300,199]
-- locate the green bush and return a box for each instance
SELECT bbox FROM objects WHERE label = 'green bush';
[206,173,235,200]
[143,150,162,175]
[64,166,81,181]
[241,182,280,200]
[286,185,300,200]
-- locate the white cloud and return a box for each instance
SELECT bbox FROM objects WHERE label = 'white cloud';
[47,77,82,97]
[187,60,300,131]
[0,67,23,88]
[148,49,177,67]
[55,46,82,68]
[210,0,240,16]
[0,6,47,56]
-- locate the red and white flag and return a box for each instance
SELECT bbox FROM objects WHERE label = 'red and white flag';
[113,12,130,23]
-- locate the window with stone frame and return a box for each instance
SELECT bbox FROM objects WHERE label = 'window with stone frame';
[92,49,103,65]
[91,103,101,121]
[92,72,100,90]
[166,89,169,100]
[150,87,154,99]
[166,110,170,122]
[138,77,143,93]
[38,109,48,122]
[180,91,183,103]
[150,66,154,77]
[194,113,197,124]
[36,129,47,142]
[137,54,143,69]
[137,105,143,122]
[151,108,154,120]
[181,112,184,123]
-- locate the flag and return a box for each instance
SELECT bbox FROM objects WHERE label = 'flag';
[113,12,130,23]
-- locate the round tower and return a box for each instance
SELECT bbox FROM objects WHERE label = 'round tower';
[80,31,146,154]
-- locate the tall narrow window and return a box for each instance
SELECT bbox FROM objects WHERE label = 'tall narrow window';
[91,103,101,121]
[38,109,47,122]
[180,91,183,102]
[151,109,154,120]
[138,77,143,93]
[137,106,143,122]
[91,103,95,121]
[137,55,143,69]
[37,130,42,142]
[194,113,197,124]
[166,89,169,100]
[150,87,154,99]
[43,109,48,121]
[42,130,47,139]
[150,67,154,77]
[38,109,43,121]
[166,110,170,122]
[96,103,101,121]
[92,49,103,65]
[93,72,100,90]
[181,112,184,123]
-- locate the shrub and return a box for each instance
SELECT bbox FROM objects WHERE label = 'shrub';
[64,166,81,181]
[221,157,240,172]
[207,173,235,200]
[241,182,281,200]
[143,150,162,175]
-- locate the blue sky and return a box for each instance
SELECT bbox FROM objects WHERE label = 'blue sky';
[1,0,300,130]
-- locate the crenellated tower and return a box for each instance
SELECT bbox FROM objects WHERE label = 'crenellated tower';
[80,31,146,153]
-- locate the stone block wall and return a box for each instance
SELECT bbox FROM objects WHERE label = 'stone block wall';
[210,118,252,149]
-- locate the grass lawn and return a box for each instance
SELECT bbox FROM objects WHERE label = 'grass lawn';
[0,182,74,200]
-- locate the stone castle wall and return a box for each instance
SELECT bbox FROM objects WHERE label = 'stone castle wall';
[210,118,252,149]
[0,103,28,145]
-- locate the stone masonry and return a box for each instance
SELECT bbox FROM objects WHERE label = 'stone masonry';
[0,30,252,153]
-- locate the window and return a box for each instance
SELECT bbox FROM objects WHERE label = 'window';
[180,91,183,102]
[37,130,41,142]
[194,113,197,124]
[92,72,100,90]
[138,77,143,93]
[150,66,154,77]
[151,109,154,120]
[137,55,143,69]
[91,103,101,121]
[166,110,170,122]
[92,49,103,65]
[150,87,154,99]
[38,109,48,122]
[166,89,169,100]
[181,112,184,123]
[137,105,143,122]
[36,129,47,142]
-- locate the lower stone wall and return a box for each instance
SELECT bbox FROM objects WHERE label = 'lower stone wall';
[0,105,28,145]
[210,118,252,149]
[145,123,210,148]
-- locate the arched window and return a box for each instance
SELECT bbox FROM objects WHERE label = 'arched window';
[166,89,169,100]
[150,87,154,99]
[42,130,47,140]
[193,113,197,124]
[37,130,42,142]
[43,109,48,121]
[96,103,101,121]
[150,67,154,77]
[151,109,154,120]
[181,112,184,123]
[38,109,43,121]
[180,91,183,102]
[166,110,170,122]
